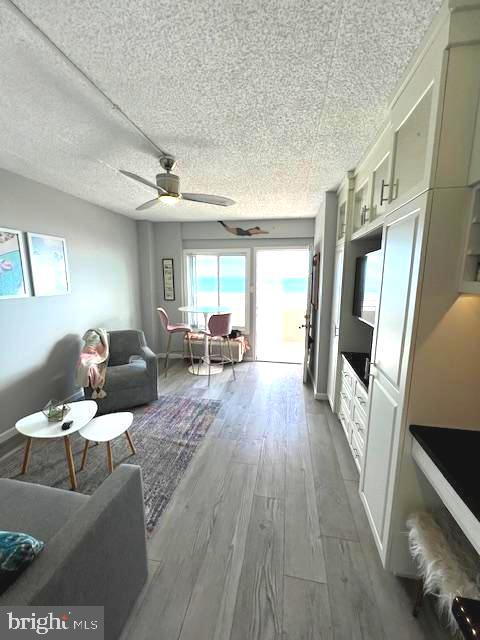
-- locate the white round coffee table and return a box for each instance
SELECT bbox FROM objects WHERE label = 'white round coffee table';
[15,400,98,491]
[79,412,135,474]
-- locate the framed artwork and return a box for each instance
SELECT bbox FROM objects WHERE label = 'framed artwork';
[0,227,30,299]
[311,252,320,310]
[162,258,175,301]
[27,232,70,296]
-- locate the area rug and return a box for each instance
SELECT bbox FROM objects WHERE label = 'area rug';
[0,395,220,534]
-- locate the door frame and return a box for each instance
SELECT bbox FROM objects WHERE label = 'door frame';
[252,245,312,363]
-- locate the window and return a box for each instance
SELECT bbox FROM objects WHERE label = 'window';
[184,250,249,330]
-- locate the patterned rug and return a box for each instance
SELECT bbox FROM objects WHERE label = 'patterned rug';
[0,395,220,534]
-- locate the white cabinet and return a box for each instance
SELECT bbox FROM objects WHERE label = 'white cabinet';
[352,124,393,238]
[360,196,425,560]
[387,16,447,211]
[336,200,347,244]
[390,87,434,206]
[469,96,480,186]
[459,186,480,294]
[327,247,344,410]
[337,355,369,473]
[370,151,391,220]
[352,180,370,234]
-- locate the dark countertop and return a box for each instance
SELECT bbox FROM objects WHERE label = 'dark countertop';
[452,596,480,639]
[410,425,480,524]
[341,351,370,389]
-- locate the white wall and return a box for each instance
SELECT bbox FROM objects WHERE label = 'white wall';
[0,170,140,438]
[137,218,315,356]
[310,192,337,397]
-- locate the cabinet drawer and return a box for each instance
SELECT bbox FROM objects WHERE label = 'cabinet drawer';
[340,363,355,396]
[351,429,364,472]
[338,399,351,440]
[354,381,368,411]
[352,402,367,448]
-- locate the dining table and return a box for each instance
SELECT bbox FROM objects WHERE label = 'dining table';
[178,304,231,376]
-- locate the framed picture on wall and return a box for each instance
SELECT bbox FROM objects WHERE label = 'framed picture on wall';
[27,232,70,296]
[0,227,30,299]
[162,258,175,301]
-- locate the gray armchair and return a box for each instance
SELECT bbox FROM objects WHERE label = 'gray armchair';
[84,329,158,414]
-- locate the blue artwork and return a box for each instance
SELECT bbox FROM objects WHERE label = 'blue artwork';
[0,229,29,299]
[28,233,70,296]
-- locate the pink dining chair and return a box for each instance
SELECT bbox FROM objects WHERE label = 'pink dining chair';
[198,312,236,385]
[157,307,193,377]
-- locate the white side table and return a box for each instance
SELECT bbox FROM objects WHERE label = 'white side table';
[15,400,98,491]
[79,412,135,474]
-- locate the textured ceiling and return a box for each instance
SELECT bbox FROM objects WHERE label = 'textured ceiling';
[0,0,442,221]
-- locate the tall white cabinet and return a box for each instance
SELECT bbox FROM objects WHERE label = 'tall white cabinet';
[326,245,344,410]
[324,0,480,574]
[360,197,425,560]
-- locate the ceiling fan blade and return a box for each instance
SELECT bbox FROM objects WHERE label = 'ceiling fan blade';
[119,169,167,194]
[181,193,235,207]
[136,198,161,211]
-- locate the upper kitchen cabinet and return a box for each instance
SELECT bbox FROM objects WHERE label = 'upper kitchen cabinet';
[352,124,393,239]
[336,172,354,245]
[435,42,480,188]
[336,199,347,244]
[350,2,480,231]
[388,10,448,210]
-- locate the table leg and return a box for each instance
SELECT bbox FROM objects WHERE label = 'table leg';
[125,430,136,456]
[63,435,77,491]
[106,441,114,474]
[203,312,209,362]
[21,437,32,474]
[80,439,90,470]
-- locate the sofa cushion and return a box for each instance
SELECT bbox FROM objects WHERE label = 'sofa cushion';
[0,531,44,595]
[104,361,150,391]
[0,479,89,544]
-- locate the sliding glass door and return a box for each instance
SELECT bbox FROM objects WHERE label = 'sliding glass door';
[255,248,310,363]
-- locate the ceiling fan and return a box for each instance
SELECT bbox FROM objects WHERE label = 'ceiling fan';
[120,155,235,211]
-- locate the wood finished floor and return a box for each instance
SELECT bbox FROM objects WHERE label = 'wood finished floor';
[121,360,452,640]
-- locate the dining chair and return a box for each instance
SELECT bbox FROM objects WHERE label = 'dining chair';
[198,312,236,385]
[157,307,194,377]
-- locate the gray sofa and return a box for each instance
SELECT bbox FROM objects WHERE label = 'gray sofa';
[0,465,147,640]
[84,329,158,415]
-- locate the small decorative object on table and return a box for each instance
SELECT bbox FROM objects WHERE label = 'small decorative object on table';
[42,400,71,423]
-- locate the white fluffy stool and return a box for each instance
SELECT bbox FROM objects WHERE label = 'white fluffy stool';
[407,511,480,633]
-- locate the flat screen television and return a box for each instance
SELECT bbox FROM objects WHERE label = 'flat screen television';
[353,249,382,327]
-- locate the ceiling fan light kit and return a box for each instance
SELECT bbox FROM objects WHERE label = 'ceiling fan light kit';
[120,154,235,211]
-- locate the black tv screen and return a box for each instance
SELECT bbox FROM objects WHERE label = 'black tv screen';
[353,249,382,327]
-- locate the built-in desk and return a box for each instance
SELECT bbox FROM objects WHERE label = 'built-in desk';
[410,425,480,556]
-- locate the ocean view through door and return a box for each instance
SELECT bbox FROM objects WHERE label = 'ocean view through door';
[255,248,310,363]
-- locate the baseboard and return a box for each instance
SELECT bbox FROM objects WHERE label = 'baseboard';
[309,372,328,401]
[156,353,184,359]
[0,426,17,446]
[389,530,418,578]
